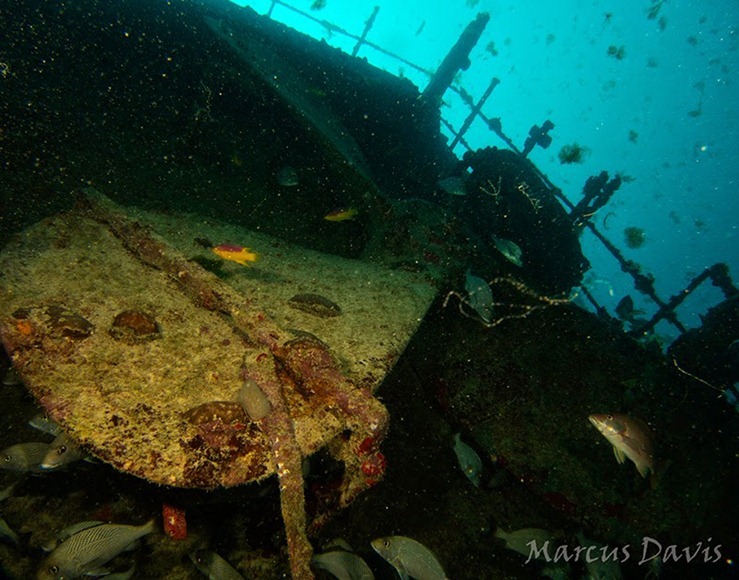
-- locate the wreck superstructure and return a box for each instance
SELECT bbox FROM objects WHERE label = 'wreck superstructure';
[0,1,736,578]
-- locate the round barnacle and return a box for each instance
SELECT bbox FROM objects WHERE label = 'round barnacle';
[46,305,94,339]
[109,310,160,344]
[288,293,342,318]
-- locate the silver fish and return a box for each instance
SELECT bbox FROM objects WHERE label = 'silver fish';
[40,433,87,470]
[495,527,557,559]
[37,519,156,580]
[105,563,136,580]
[276,165,299,187]
[492,236,524,267]
[452,433,482,487]
[189,549,245,579]
[588,413,662,485]
[1,442,50,473]
[323,538,354,552]
[438,176,467,196]
[576,533,624,580]
[42,520,105,553]
[371,536,447,580]
[0,478,23,502]
[28,414,62,437]
[2,367,22,386]
[311,548,375,580]
[0,514,20,545]
[465,269,494,323]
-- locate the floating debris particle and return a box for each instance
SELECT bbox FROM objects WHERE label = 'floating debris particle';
[607,45,626,60]
[46,306,94,339]
[288,293,342,318]
[109,310,160,343]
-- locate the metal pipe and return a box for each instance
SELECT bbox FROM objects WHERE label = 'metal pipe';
[450,76,500,149]
[352,6,380,57]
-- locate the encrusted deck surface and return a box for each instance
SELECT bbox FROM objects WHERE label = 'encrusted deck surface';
[0,201,435,488]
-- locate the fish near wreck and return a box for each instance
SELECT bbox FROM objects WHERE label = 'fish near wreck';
[465,269,494,323]
[324,207,358,221]
[588,413,667,487]
[371,535,447,580]
[1,442,50,473]
[492,236,524,267]
[452,433,482,487]
[494,527,559,560]
[189,549,245,579]
[37,519,156,580]
[42,521,105,553]
[311,546,375,580]
[40,432,89,470]
[211,243,259,266]
[0,514,20,546]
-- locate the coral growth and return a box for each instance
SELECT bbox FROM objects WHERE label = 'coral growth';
[624,226,646,249]
[558,143,588,165]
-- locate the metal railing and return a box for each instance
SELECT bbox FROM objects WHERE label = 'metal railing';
[262,0,736,339]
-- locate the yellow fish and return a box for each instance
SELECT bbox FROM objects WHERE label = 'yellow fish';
[211,244,259,266]
[324,207,358,222]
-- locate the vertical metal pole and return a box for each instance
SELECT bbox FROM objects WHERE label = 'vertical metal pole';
[352,6,380,57]
[449,76,499,149]
[267,0,278,18]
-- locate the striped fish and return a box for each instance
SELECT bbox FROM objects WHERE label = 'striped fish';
[1,442,50,473]
[37,519,156,579]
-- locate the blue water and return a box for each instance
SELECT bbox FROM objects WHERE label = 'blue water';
[237,0,739,344]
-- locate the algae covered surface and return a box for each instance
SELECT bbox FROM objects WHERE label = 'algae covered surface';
[0,202,435,489]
